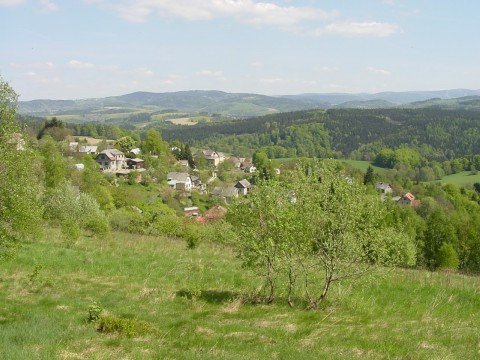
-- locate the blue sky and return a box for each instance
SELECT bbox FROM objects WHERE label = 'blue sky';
[1,0,479,100]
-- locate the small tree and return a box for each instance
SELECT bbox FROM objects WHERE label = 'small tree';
[228,180,296,303]
[142,129,168,155]
[229,160,416,308]
[298,162,415,308]
[436,242,459,270]
[363,165,376,185]
[115,136,136,154]
[40,136,68,188]
[0,77,43,259]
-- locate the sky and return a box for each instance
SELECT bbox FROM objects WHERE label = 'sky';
[0,0,479,100]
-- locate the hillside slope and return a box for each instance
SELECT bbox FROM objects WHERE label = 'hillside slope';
[1,231,479,359]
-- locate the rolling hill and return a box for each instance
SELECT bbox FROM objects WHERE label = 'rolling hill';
[18,89,480,121]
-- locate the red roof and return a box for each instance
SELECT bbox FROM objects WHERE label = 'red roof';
[404,192,415,201]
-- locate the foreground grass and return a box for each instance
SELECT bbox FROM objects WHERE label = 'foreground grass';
[0,232,479,359]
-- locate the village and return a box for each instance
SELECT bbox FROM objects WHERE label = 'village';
[65,137,421,222]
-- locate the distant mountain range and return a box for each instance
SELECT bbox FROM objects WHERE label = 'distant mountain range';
[19,89,480,120]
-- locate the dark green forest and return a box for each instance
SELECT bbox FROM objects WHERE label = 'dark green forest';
[160,108,480,160]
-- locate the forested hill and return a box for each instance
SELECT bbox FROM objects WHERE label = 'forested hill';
[161,108,480,159]
[18,89,480,119]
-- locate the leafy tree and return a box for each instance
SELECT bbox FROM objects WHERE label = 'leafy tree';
[298,161,415,308]
[229,160,416,307]
[142,129,168,155]
[40,136,68,188]
[0,77,43,259]
[228,180,298,303]
[252,149,275,181]
[363,166,376,185]
[115,136,136,154]
[184,144,195,168]
[424,209,458,269]
[38,117,71,141]
[436,242,460,270]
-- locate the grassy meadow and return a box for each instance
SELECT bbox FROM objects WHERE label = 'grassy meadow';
[0,231,479,359]
[342,160,387,174]
[436,171,480,187]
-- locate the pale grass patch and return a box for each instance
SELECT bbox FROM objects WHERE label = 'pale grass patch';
[195,326,215,336]
[222,298,242,314]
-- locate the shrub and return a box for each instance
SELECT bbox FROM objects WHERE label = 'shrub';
[44,182,110,238]
[151,215,183,237]
[97,316,154,337]
[109,208,146,234]
[437,242,460,270]
[87,301,102,323]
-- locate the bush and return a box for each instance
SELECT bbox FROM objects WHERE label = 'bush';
[151,215,184,237]
[44,182,110,238]
[87,301,102,323]
[97,316,154,337]
[109,208,147,234]
[437,242,460,270]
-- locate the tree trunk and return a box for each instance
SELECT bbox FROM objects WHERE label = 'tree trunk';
[287,268,295,307]
[309,273,332,309]
[266,259,275,304]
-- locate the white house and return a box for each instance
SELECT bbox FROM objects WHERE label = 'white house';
[234,179,252,195]
[375,182,393,194]
[167,172,193,191]
[79,145,98,155]
[95,149,126,171]
[203,150,226,167]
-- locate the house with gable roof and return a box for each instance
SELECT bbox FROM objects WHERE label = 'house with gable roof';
[95,149,126,171]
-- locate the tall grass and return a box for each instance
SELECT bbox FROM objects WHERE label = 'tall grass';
[0,230,478,359]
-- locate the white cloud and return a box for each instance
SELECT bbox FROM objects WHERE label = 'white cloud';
[0,0,24,6]
[10,61,55,70]
[317,66,338,73]
[196,70,224,78]
[250,61,264,68]
[39,0,58,13]
[367,66,391,75]
[134,67,155,76]
[88,0,337,27]
[315,21,400,37]
[67,60,95,69]
[259,77,285,84]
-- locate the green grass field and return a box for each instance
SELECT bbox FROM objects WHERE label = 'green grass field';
[1,231,479,359]
[342,160,387,173]
[437,171,480,186]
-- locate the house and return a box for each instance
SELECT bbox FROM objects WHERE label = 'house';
[79,145,98,155]
[177,160,189,167]
[203,149,226,167]
[167,172,192,191]
[212,186,239,202]
[95,149,126,171]
[397,192,421,207]
[69,142,79,152]
[234,179,252,195]
[127,158,145,170]
[130,148,141,156]
[229,156,246,168]
[375,182,393,194]
[240,161,252,170]
[245,165,257,173]
[184,206,200,217]
[197,205,227,223]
